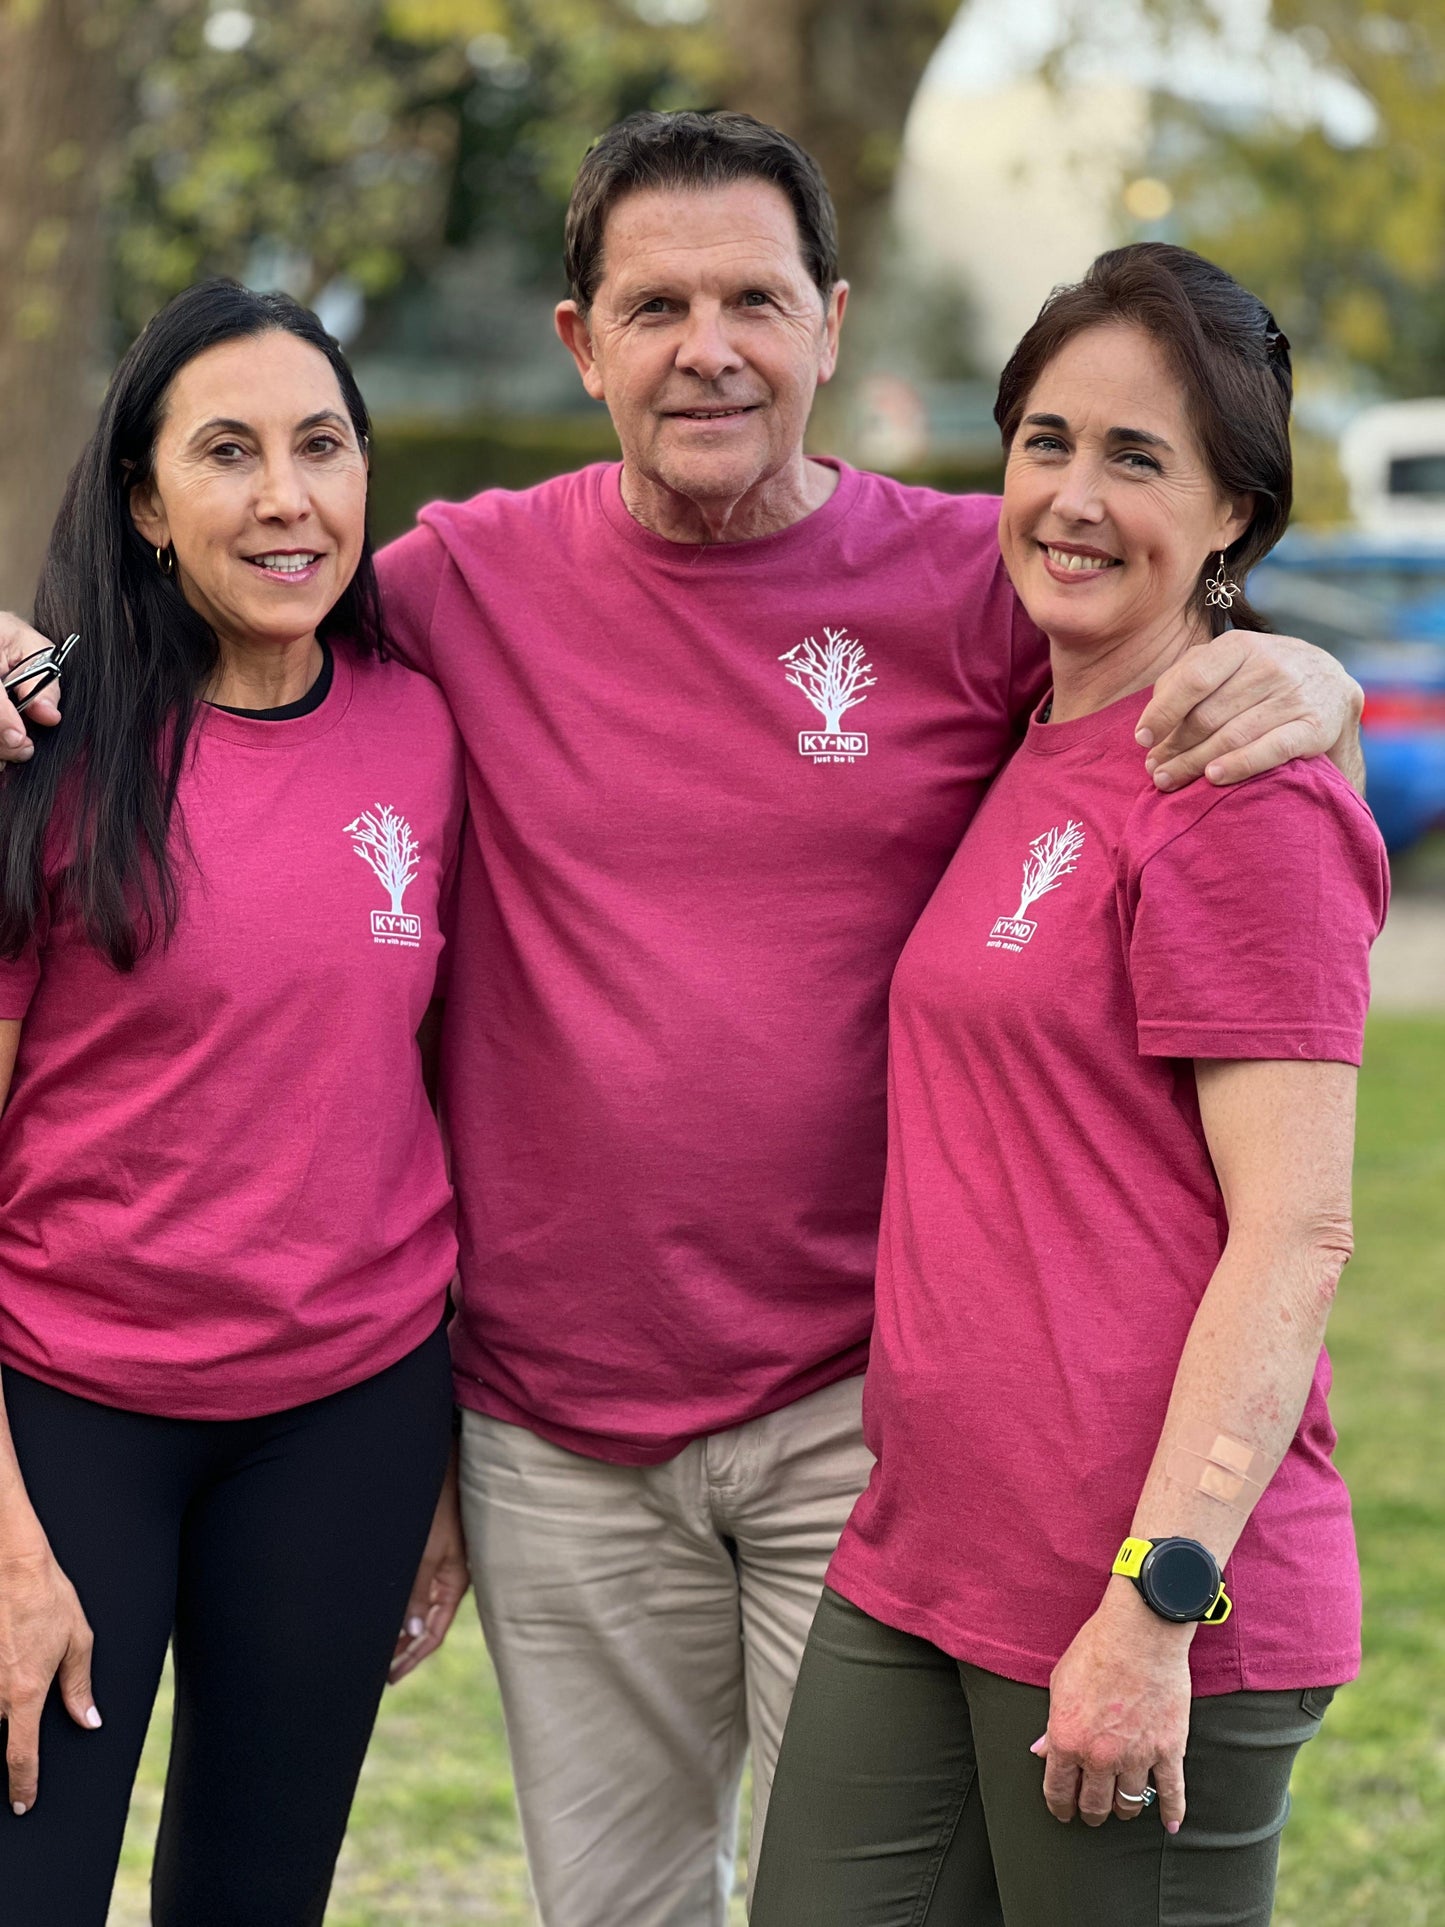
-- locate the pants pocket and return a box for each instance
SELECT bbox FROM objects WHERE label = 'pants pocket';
[1299,1685,1337,1720]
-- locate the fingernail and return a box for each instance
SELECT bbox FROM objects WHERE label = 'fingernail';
[1029,1737,1048,1755]
[1153,768,1174,790]
[1166,1821,1180,1835]
[12,1801,26,1816]
[86,1706,103,1729]
[3,728,27,747]
[1135,728,1154,747]
[406,1616,426,1638]
[1205,763,1223,783]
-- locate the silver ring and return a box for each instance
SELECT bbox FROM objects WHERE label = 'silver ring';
[1117,1787,1156,1807]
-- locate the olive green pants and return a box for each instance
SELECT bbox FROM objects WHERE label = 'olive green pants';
[751,1589,1335,1927]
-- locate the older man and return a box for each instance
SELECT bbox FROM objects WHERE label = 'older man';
[0,111,1361,1927]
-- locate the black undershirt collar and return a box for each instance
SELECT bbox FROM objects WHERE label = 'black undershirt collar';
[209,640,334,720]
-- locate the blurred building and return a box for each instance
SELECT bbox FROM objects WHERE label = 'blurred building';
[896,74,1148,377]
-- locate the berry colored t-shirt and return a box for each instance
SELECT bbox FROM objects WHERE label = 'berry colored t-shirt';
[376,462,1048,1463]
[828,688,1388,1694]
[0,647,464,1419]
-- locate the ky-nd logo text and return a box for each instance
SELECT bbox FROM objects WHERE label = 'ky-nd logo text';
[988,820,1085,951]
[779,628,876,763]
[345,804,422,947]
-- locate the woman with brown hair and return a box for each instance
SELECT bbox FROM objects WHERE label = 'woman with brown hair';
[752,244,1388,1926]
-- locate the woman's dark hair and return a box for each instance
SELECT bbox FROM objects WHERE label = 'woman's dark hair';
[564,109,839,311]
[994,242,1293,635]
[0,278,385,971]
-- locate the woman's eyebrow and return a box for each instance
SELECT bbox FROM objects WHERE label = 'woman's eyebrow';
[1022,412,1175,454]
[1106,425,1174,452]
[184,408,350,448]
[185,415,254,447]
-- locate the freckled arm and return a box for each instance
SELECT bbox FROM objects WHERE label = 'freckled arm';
[1127,1056,1358,1560]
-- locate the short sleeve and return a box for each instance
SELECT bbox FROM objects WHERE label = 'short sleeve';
[375,521,449,680]
[1123,766,1388,1066]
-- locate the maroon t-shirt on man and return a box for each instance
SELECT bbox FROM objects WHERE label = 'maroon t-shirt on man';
[376,461,1047,1463]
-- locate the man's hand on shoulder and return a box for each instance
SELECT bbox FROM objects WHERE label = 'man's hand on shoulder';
[1136,632,1365,796]
[0,613,64,761]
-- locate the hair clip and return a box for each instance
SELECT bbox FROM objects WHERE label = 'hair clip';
[1262,316,1291,360]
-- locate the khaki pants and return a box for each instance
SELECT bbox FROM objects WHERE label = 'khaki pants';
[458,1376,872,1927]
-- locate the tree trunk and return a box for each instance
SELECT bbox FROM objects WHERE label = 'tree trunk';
[0,0,123,616]
[708,0,955,451]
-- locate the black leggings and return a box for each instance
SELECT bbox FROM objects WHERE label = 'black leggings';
[0,1324,453,1926]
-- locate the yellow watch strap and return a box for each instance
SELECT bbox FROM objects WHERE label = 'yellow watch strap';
[1113,1536,1234,1625]
[1112,1536,1153,1580]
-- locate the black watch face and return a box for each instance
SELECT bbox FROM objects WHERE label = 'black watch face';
[1143,1540,1217,1620]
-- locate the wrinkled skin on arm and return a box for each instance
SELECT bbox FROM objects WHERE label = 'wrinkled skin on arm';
[1037,1058,1357,1834]
[1139,631,1365,795]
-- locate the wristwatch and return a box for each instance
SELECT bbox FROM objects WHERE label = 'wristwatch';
[1112,1536,1232,1625]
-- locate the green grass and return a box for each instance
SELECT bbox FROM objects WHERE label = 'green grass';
[1272,1016,1445,1927]
[108,1017,1445,1925]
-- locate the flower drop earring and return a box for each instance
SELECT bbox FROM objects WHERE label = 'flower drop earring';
[1204,553,1240,611]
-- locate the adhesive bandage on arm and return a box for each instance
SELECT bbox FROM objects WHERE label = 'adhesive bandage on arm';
[1164,1419,1273,1515]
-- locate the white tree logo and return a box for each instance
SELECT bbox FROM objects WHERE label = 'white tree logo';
[345,804,423,945]
[988,820,1086,949]
[1014,820,1085,918]
[780,628,877,760]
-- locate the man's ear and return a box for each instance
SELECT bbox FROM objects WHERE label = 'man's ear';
[555,301,606,403]
[817,280,850,388]
[128,479,169,551]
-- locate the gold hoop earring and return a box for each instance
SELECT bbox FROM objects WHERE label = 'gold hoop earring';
[156,545,175,577]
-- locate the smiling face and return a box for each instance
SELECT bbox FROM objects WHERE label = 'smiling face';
[998,322,1251,671]
[555,180,847,528]
[128,330,368,654]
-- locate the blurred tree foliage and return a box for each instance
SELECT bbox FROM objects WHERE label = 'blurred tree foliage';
[0,0,957,604]
[0,0,128,613]
[114,0,727,333]
[114,0,957,324]
[1113,0,1445,398]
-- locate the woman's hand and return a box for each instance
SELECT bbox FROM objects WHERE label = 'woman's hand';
[387,1445,470,1685]
[1035,1578,1192,1834]
[0,1533,101,1814]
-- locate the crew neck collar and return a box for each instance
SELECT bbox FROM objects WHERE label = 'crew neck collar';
[200,640,354,748]
[210,639,334,721]
[1022,684,1154,757]
[596,457,863,564]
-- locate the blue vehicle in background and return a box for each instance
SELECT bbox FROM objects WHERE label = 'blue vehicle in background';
[1252,536,1445,852]
[1251,400,1445,853]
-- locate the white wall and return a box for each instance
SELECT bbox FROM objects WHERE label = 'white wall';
[895,74,1149,374]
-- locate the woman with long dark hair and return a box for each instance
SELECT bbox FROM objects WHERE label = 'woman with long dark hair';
[752,245,1388,1925]
[0,281,466,1924]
